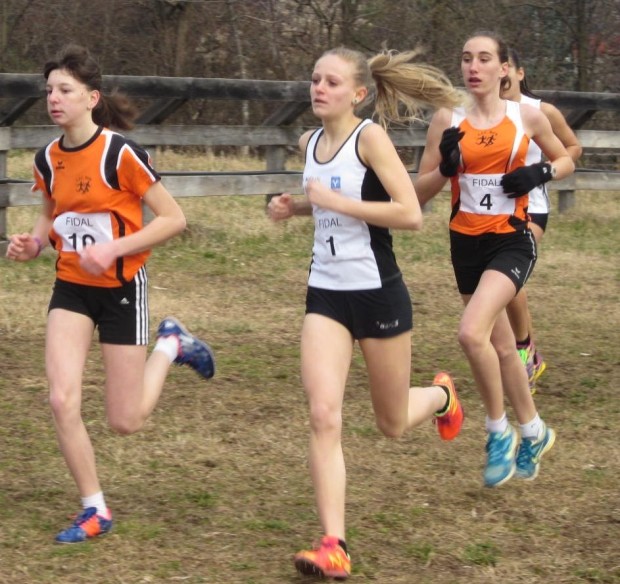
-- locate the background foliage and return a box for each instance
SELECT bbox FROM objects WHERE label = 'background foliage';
[1,0,619,129]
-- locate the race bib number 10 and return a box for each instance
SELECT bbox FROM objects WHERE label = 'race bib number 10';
[53,212,114,252]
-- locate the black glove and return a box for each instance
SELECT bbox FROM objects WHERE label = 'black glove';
[439,127,465,177]
[501,162,554,198]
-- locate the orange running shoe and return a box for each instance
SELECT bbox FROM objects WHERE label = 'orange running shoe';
[294,535,351,580]
[433,372,464,441]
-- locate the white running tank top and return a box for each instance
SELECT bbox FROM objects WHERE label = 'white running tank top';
[520,94,550,214]
[304,119,400,291]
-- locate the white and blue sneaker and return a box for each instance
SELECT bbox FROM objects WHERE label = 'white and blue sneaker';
[516,424,556,480]
[484,425,518,488]
[157,317,215,380]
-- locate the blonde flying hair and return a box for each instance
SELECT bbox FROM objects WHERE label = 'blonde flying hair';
[321,47,464,128]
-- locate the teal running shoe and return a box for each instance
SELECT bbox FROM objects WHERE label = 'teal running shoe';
[484,426,518,487]
[516,424,556,480]
[157,317,215,379]
[55,507,112,544]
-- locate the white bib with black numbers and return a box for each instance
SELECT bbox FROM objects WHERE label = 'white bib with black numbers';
[457,173,516,215]
[53,211,113,252]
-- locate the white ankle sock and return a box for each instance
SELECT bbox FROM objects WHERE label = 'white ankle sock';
[520,414,543,440]
[485,413,508,434]
[153,335,179,363]
[81,491,108,516]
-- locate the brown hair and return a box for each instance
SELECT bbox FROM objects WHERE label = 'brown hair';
[465,30,511,94]
[44,44,137,130]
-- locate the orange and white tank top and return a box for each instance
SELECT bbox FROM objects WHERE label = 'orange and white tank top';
[33,126,160,287]
[448,100,530,235]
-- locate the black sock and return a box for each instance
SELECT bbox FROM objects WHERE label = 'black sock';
[338,539,348,555]
[435,385,451,415]
[516,335,531,348]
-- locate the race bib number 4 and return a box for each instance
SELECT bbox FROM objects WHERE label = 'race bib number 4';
[458,173,516,216]
[53,212,114,252]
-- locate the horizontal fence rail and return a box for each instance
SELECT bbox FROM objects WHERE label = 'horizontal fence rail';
[2,73,620,110]
[1,74,618,255]
[1,126,617,150]
[2,170,618,206]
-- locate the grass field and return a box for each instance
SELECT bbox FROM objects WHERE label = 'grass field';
[0,153,619,583]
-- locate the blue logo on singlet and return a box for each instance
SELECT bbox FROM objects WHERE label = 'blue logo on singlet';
[331,176,341,190]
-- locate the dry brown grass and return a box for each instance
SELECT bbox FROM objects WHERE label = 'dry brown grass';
[0,151,619,583]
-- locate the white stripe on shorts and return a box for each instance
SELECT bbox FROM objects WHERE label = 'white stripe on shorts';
[134,266,149,345]
[522,230,537,285]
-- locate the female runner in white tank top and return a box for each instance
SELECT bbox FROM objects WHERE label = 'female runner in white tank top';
[503,47,582,393]
[268,47,465,580]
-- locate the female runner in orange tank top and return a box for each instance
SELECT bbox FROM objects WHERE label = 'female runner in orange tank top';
[415,31,574,488]
[6,45,215,543]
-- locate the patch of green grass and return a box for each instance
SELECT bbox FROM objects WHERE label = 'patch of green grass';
[573,567,619,583]
[183,490,217,509]
[1,164,618,584]
[583,468,608,486]
[405,541,434,564]
[349,424,377,437]
[463,541,501,567]
[245,518,290,532]
[154,560,182,578]
[114,520,164,541]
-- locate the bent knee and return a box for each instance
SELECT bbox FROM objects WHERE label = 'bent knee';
[375,416,406,439]
[496,343,520,362]
[458,326,485,355]
[107,415,144,435]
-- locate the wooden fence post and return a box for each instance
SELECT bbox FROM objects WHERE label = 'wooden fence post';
[0,128,10,245]
[558,189,576,213]
[264,145,288,206]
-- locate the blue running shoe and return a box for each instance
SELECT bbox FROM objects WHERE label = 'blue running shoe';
[484,426,518,488]
[157,317,215,380]
[516,424,556,480]
[55,507,113,544]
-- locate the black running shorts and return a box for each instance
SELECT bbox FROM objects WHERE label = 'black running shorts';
[528,212,549,232]
[48,267,149,345]
[305,275,413,340]
[450,229,537,295]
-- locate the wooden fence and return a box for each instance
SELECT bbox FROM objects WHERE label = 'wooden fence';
[1,74,618,252]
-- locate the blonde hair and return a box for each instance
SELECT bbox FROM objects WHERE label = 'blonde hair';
[321,47,464,128]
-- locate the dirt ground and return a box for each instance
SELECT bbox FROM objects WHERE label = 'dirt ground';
[0,192,618,583]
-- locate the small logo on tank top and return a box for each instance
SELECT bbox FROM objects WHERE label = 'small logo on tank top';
[476,131,497,147]
[330,176,341,190]
[76,176,92,194]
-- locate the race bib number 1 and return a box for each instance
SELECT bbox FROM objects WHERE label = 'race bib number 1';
[53,212,114,252]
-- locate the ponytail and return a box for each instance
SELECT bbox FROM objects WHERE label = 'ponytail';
[44,44,137,130]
